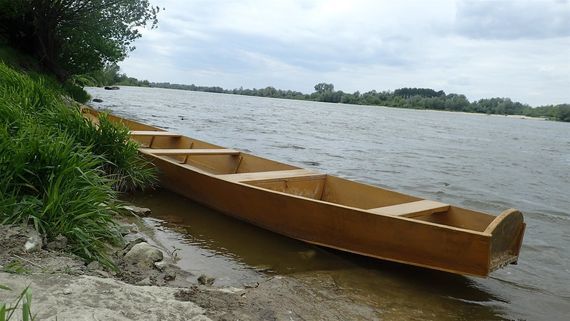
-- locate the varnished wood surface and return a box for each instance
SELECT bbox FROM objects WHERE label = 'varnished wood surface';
[368,200,450,218]
[140,148,241,156]
[217,169,324,182]
[82,107,526,277]
[130,130,182,137]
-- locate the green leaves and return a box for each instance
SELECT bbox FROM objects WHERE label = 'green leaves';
[0,0,160,78]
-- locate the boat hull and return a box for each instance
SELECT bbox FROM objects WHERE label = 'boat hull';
[151,154,493,276]
[85,108,525,277]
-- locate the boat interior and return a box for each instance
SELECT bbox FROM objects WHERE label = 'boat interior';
[119,123,499,234]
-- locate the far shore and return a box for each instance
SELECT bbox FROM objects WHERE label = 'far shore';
[89,85,554,122]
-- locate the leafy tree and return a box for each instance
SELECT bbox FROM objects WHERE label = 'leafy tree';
[314,83,334,93]
[0,0,160,80]
[394,88,445,98]
[556,104,570,122]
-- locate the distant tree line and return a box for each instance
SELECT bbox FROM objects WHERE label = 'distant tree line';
[86,70,570,122]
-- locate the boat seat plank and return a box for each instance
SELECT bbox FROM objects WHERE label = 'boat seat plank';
[217,169,324,182]
[130,130,182,137]
[140,148,240,156]
[368,200,450,218]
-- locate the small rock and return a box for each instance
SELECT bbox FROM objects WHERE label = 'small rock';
[254,265,272,273]
[243,282,259,289]
[174,287,198,301]
[24,229,43,252]
[47,234,68,251]
[92,98,103,103]
[123,205,152,217]
[154,261,168,271]
[118,223,139,236]
[123,242,163,269]
[94,270,110,278]
[163,271,176,281]
[197,274,215,286]
[63,288,72,295]
[123,233,146,250]
[298,249,316,259]
[136,277,152,286]
[86,261,102,271]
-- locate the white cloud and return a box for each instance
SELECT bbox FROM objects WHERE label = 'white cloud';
[120,0,570,105]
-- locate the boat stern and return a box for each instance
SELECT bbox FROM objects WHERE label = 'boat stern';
[485,209,526,272]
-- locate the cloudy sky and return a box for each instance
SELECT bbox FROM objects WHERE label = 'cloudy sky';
[121,0,570,106]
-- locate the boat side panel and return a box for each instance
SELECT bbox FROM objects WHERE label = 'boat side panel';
[150,157,492,276]
[236,154,299,173]
[322,175,422,209]
[247,177,326,200]
[413,207,495,232]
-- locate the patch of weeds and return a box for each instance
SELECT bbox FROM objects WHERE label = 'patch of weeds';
[2,260,29,275]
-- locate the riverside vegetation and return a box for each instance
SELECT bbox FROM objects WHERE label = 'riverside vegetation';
[0,0,161,315]
[0,61,156,265]
[0,0,160,263]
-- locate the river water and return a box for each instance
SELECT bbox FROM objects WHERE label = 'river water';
[87,86,569,321]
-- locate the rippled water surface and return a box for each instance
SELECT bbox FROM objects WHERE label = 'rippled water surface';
[88,87,569,321]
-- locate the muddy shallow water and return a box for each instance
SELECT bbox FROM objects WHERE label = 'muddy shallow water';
[90,86,569,321]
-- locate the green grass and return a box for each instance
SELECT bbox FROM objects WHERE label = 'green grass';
[0,285,35,321]
[0,61,156,266]
[0,43,90,104]
[0,42,40,73]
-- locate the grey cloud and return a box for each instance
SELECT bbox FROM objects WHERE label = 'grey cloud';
[455,0,570,39]
[121,0,570,105]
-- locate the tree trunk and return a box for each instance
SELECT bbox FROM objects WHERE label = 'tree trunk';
[34,4,68,81]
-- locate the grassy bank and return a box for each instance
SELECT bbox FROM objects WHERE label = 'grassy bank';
[0,42,90,104]
[0,61,156,266]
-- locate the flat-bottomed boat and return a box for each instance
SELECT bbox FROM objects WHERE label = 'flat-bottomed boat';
[84,108,525,277]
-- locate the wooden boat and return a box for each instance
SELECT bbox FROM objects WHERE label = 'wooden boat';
[84,108,525,277]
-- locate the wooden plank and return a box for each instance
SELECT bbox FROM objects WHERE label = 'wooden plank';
[368,200,449,218]
[130,130,182,137]
[140,148,240,156]
[217,169,324,182]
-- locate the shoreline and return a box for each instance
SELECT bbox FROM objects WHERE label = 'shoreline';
[0,203,380,321]
[89,86,557,122]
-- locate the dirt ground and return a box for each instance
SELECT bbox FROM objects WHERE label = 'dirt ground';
[0,223,380,321]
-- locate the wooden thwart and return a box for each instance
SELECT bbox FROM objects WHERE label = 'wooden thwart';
[140,148,240,156]
[130,130,182,137]
[217,169,324,183]
[368,200,449,218]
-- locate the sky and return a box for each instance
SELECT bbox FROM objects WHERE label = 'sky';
[120,0,570,106]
